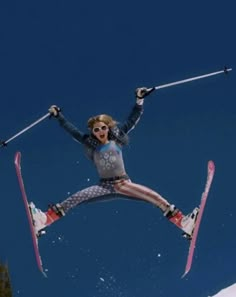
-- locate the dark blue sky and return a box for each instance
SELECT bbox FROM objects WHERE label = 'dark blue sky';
[0,1,235,296]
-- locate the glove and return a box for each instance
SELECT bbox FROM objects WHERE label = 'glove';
[135,87,148,105]
[49,105,61,117]
[135,87,149,99]
[135,87,155,105]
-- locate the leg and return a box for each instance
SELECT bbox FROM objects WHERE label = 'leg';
[114,179,170,212]
[113,179,188,231]
[32,183,115,234]
[60,183,115,212]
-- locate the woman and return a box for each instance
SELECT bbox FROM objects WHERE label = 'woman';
[31,88,198,238]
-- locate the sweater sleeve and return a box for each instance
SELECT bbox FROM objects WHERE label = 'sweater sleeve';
[57,113,86,143]
[119,103,144,134]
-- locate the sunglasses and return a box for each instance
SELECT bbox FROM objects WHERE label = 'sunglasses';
[92,125,108,133]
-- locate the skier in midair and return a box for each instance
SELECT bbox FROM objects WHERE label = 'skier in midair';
[31,88,198,238]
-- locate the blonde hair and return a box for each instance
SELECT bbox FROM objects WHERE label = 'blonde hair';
[87,114,117,129]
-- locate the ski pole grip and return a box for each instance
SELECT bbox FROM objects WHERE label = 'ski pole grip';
[146,87,155,96]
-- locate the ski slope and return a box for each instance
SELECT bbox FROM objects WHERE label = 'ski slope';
[211,283,236,297]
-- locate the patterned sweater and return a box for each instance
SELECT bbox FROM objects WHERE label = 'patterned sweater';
[56,103,144,178]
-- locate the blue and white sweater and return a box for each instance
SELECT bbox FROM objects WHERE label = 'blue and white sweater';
[56,103,144,178]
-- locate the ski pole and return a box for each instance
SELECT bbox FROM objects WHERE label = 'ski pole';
[145,66,232,96]
[0,113,51,148]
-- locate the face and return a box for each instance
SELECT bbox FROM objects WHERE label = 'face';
[92,122,109,144]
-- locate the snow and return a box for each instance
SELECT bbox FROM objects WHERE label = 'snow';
[210,283,236,297]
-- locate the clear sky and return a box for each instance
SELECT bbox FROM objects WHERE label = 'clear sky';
[0,1,235,297]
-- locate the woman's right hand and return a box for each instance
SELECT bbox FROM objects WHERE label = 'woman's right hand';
[49,105,61,117]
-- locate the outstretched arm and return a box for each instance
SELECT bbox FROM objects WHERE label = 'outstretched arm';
[120,103,143,134]
[49,105,86,143]
[120,87,150,134]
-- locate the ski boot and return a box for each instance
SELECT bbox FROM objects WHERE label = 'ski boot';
[164,204,199,240]
[181,207,199,240]
[29,202,48,237]
[29,202,65,237]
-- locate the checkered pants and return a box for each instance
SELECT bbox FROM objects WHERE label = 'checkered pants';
[61,179,169,213]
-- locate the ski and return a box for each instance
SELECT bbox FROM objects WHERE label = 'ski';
[14,151,47,277]
[182,160,215,278]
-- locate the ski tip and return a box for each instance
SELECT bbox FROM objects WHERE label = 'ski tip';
[14,151,21,159]
[14,151,21,165]
[208,160,215,171]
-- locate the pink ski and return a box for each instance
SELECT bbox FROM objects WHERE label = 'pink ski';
[182,160,215,278]
[14,152,47,277]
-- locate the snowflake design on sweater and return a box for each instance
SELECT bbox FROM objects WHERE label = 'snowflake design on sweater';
[99,151,117,170]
